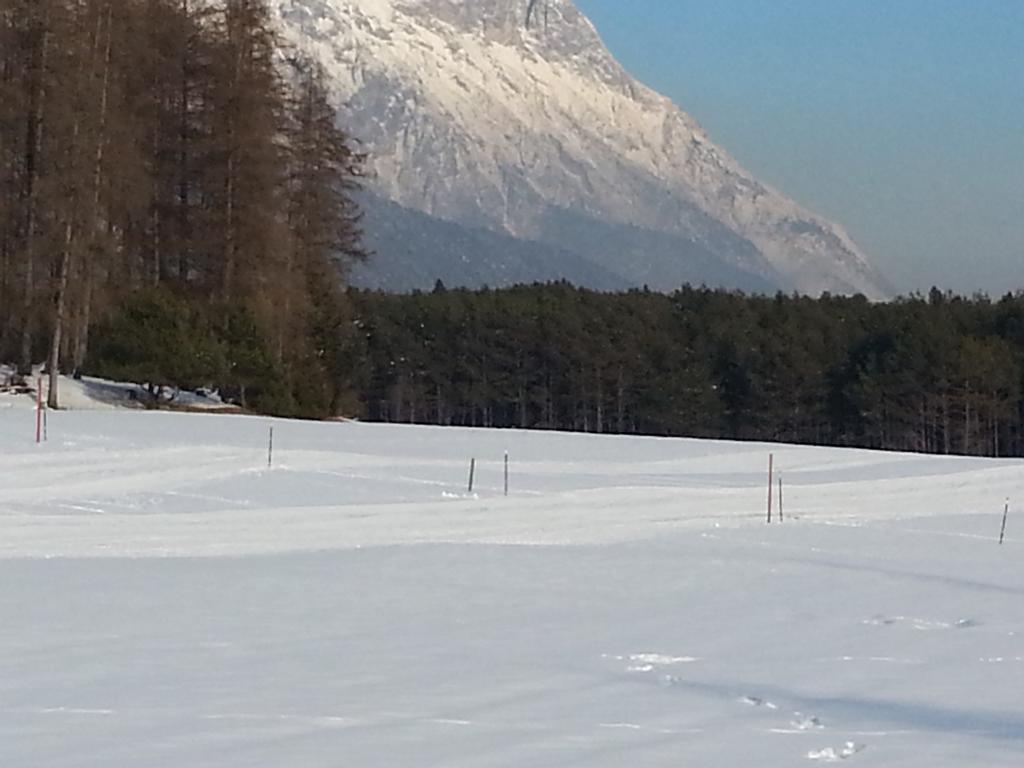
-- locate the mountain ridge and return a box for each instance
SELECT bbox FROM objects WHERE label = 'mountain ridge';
[272,0,889,297]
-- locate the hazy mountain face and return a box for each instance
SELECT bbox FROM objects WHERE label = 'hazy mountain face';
[273,0,889,297]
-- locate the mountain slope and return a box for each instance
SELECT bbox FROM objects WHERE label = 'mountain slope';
[353,193,780,293]
[273,0,889,297]
[351,193,626,291]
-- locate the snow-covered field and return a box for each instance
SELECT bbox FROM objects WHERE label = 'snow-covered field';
[1,401,1022,765]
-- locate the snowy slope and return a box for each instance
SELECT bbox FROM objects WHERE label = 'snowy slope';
[272,0,889,297]
[0,368,234,412]
[1,410,1022,765]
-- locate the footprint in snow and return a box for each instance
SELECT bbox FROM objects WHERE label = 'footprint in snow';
[605,653,698,673]
[741,695,778,710]
[767,710,827,735]
[791,713,825,731]
[807,741,865,762]
[864,615,977,631]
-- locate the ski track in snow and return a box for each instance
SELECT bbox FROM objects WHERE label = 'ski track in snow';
[1,406,1023,766]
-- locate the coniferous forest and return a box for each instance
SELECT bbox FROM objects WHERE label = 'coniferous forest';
[2,1,1024,458]
[349,285,1024,458]
[0,0,364,414]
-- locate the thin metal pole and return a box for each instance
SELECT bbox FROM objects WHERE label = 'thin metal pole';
[468,458,476,494]
[767,453,774,524]
[504,452,509,497]
[999,499,1009,545]
[267,427,274,469]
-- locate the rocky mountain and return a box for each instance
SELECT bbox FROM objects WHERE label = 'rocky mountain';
[272,0,889,297]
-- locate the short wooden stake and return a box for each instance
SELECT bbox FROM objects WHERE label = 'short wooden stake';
[504,452,509,497]
[999,499,1009,545]
[766,453,774,524]
[778,474,783,523]
[467,458,476,494]
[267,426,274,469]
[35,376,43,444]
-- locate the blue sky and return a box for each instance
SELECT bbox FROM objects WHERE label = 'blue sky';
[574,0,1023,295]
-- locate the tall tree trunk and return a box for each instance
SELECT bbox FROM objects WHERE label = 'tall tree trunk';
[47,218,74,408]
[72,1,114,375]
[151,117,162,285]
[20,7,50,374]
[942,392,950,454]
[221,25,246,301]
[176,0,191,283]
[964,383,971,455]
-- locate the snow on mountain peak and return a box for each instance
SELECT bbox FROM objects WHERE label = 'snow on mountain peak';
[271,0,889,297]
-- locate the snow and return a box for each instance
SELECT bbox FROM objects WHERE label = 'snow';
[0,369,234,412]
[1,407,1022,765]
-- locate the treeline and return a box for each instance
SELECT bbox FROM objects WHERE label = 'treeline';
[349,284,1024,458]
[0,0,364,413]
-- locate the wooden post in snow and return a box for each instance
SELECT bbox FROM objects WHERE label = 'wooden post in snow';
[467,458,476,494]
[999,499,1009,545]
[35,377,43,444]
[766,453,774,524]
[267,426,274,469]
